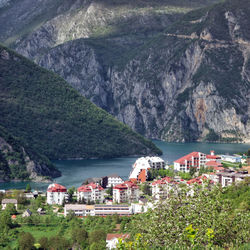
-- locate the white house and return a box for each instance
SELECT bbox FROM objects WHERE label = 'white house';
[47,183,67,205]
[113,181,139,203]
[1,199,18,210]
[107,174,124,188]
[174,152,206,172]
[77,183,105,203]
[106,234,130,250]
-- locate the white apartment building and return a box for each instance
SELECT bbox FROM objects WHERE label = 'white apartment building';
[174,152,206,172]
[77,183,105,203]
[47,183,67,205]
[113,181,139,203]
[107,174,124,187]
[129,156,165,182]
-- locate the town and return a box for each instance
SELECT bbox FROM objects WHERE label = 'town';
[1,150,249,249]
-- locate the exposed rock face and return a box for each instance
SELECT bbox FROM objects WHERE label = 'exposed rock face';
[1,0,249,143]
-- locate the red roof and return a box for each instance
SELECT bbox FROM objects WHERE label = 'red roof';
[114,181,138,190]
[152,176,173,186]
[206,155,220,160]
[47,183,67,192]
[78,182,104,192]
[174,152,201,164]
[187,176,207,185]
[106,233,130,241]
[214,166,225,171]
[205,161,223,167]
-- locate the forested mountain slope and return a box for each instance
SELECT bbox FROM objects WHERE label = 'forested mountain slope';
[0,0,249,143]
[0,45,161,168]
[0,126,60,182]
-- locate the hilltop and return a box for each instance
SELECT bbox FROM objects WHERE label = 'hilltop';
[0,0,249,143]
[0,44,161,181]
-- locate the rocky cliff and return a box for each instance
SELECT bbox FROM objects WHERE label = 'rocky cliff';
[1,0,249,143]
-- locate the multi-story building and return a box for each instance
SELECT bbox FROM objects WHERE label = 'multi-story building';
[95,204,131,216]
[174,152,206,172]
[107,174,124,188]
[64,204,95,217]
[64,204,131,217]
[77,183,104,203]
[151,177,179,200]
[217,173,249,187]
[47,183,67,205]
[129,156,165,182]
[113,181,139,203]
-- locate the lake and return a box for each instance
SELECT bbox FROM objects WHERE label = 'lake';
[0,141,249,191]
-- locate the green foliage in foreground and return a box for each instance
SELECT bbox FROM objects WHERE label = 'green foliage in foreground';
[124,181,250,249]
[0,44,161,162]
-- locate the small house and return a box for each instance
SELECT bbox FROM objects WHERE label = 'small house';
[1,199,18,210]
[22,209,32,217]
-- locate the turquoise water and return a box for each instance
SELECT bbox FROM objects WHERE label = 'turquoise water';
[0,141,249,191]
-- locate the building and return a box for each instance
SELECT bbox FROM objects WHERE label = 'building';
[95,205,131,216]
[22,209,32,217]
[174,152,206,172]
[47,183,67,205]
[206,150,221,162]
[77,183,104,203]
[107,174,124,188]
[129,156,165,182]
[217,173,250,187]
[1,199,18,210]
[64,204,95,217]
[220,155,241,163]
[151,177,180,200]
[113,181,139,203]
[106,233,130,250]
[64,204,131,217]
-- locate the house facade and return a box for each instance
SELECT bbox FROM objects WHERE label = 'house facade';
[47,183,67,205]
[174,152,206,172]
[77,183,104,203]
[113,181,139,203]
[107,174,124,188]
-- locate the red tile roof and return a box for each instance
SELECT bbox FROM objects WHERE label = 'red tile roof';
[205,161,223,167]
[152,176,173,186]
[114,181,138,190]
[47,183,67,192]
[78,182,104,192]
[106,233,130,241]
[174,152,201,164]
[206,155,220,160]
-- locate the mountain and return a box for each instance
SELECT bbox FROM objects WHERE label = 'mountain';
[0,44,161,181]
[0,0,249,143]
[0,125,60,182]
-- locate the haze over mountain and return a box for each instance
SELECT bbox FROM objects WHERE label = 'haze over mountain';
[0,44,161,182]
[0,0,249,143]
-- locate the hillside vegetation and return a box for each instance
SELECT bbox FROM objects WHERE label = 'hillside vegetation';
[0,44,161,165]
[0,0,249,143]
[0,125,60,182]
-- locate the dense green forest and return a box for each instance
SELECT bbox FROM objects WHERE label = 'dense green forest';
[0,44,161,164]
[0,125,59,181]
